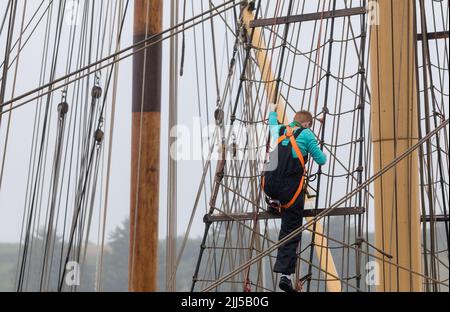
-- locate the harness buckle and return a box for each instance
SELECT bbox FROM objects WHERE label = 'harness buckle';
[285,126,294,137]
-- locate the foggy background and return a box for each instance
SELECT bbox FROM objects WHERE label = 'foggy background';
[0,0,448,292]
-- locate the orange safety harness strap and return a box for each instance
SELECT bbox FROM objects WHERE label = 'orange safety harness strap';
[276,134,287,145]
[280,131,307,209]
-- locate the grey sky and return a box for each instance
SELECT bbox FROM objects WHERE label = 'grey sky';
[0,0,448,247]
[0,0,231,243]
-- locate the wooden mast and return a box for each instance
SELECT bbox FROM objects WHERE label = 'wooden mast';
[130,0,163,292]
[370,0,422,291]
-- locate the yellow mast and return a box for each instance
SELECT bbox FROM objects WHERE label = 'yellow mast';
[370,0,422,291]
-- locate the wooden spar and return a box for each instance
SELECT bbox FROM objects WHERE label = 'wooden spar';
[130,0,163,292]
[242,7,342,292]
[249,7,367,28]
[370,0,422,291]
[204,207,365,223]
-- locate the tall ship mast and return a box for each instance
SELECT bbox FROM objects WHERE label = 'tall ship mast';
[0,0,448,292]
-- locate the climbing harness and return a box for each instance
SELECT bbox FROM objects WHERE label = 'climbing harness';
[262,125,308,210]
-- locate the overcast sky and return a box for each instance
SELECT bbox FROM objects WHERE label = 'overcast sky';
[0,0,448,247]
[0,0,237,243]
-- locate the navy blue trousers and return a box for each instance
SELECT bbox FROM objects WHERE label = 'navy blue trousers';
[273,190,305,275]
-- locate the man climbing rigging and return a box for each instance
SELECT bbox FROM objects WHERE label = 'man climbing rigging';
[263,103,327,292]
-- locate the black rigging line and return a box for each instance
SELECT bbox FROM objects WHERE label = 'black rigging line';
[57,133,98,291]
[57,0,92,284]
[191,1,258,292]
[39,100,69,291]
[306,0,337,292]
[418,0,449,267]
[14,0,55,291]
[0,0,48,76]
[273,0,294,105]
[0,0,12,38]
[355,0,368,290]
[180,0,187,76]
[0,0,244,113]
[41,12,86,285]
[0,0,17,126]
[17,0,66,292]
[57,0,130,291]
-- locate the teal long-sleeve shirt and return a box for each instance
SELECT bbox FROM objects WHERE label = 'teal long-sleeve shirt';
[269,111,327,166]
